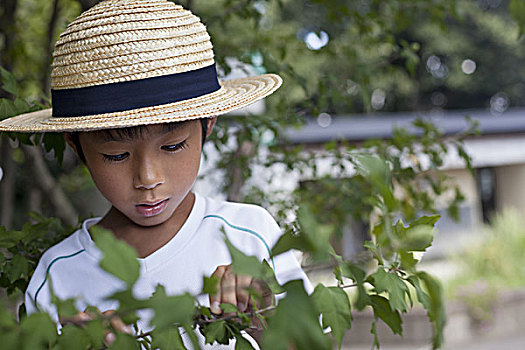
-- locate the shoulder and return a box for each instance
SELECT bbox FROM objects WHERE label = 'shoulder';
[202,197,280,233]
[42,234,85,263]
[200,196,282,250]
[35,223,90,270]
[25,219,96,314]
[203,197,276,222]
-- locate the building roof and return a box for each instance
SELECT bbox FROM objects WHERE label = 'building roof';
[282,107,525,144]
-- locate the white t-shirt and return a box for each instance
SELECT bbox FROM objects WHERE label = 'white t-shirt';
[25,193,312,348]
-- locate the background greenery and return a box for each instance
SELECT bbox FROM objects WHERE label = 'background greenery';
[1,0,524,228]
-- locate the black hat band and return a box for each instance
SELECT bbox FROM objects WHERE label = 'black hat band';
[51,64,221,118]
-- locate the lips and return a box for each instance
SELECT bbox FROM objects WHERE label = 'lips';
[135,198,169,217]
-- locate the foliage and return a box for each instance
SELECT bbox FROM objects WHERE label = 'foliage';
[2,0,524,227]
[0,213,77,297]
[0,68,65,162]
[0,155,445,350]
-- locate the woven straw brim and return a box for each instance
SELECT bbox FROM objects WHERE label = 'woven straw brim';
[0,74,281,133]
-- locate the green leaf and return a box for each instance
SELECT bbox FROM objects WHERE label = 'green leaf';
[84,319,105,349]
[224,233,265,279]
[0,302,17,328]
[369,268,409,312]
[339,262,369,310]
[149,285,196,330]
[272,206,334,262]
[199,305,212,319]
[262,280,331,350]
[182,324,201,350]
[54,297,78,319]
[370,318,380,350]
[297,206,334,262]
[20,312,58,350]
[42,132,66,165]
[13,98,30,113]
[414,272,446,349]
[510,0,525,37]
[370,295,403,336]
[400,215,440,252]
[401,225,434,252]
[0,67,19,96]
[0,225,23,247]
[354,155,396,211]
[407,276,431,313]
[261,259,284,294]
[363,240,384,266]
[202,275,219,295]
[219,303,238,314]
[56,325,91,350]
[234,332,256,350]
[109,333,139,350]
[108,289,147,314]
[399,250,419,271]
[91,226,140,286]
[312,285,352,348]
[0,99,17,120]
[5,132,34,145]
[0,328,20,349]
[270,231,304,257]
[202,319,229,345]
[409,215,440,227]
[5,254,29,282]
[151,327,187,349]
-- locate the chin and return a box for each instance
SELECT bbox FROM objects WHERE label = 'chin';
[132,214,169,228]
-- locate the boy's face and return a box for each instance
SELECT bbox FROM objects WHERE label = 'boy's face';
[68,119,215,227]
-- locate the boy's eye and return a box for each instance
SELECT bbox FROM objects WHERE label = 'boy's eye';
[161,140,187,152]
[102,152,129,163]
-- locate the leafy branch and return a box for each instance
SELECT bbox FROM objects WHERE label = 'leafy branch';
[0,154,448,350]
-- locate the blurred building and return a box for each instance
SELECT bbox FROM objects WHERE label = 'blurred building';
[282,108,525,259]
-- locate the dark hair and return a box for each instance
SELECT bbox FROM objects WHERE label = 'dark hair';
[70,118,209,163]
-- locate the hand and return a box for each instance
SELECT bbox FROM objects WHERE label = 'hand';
[209,265,274,344]
[59,308,132,346]
[209,265,274,316]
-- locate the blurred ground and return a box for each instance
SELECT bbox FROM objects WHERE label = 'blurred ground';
[343,334,525,350]
[332,254,525,350]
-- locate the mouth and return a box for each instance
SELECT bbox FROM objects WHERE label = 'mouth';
[135,198,169,217]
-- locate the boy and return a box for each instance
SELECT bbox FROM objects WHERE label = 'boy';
[0,0,312,347]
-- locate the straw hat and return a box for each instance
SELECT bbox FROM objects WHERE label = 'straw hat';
[0,0,282,132]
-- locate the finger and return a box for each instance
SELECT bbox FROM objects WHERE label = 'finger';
[59,310,91,325]
[250,279,274,309]
[210,265,227,314]
[104,332,116,346]
[102,310,132,334]
[236,274,252,312]
[77,311,92,321]
[220,266,237,314]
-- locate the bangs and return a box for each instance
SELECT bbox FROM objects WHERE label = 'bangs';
[97,121,188,142]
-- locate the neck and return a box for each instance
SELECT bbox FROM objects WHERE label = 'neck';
[95,192,195,258]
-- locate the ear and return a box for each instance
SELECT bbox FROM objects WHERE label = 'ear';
[63,132,78,154]
[205,117,217,138]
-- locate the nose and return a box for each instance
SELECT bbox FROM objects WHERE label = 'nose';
[133,154,165,190]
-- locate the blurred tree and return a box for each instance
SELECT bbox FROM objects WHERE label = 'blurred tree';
[0,0,521,230]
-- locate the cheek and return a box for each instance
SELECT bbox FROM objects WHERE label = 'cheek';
[88,166,129,202]
[168,152,201,187]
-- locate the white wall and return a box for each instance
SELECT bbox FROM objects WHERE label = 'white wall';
[496,164,525,215]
